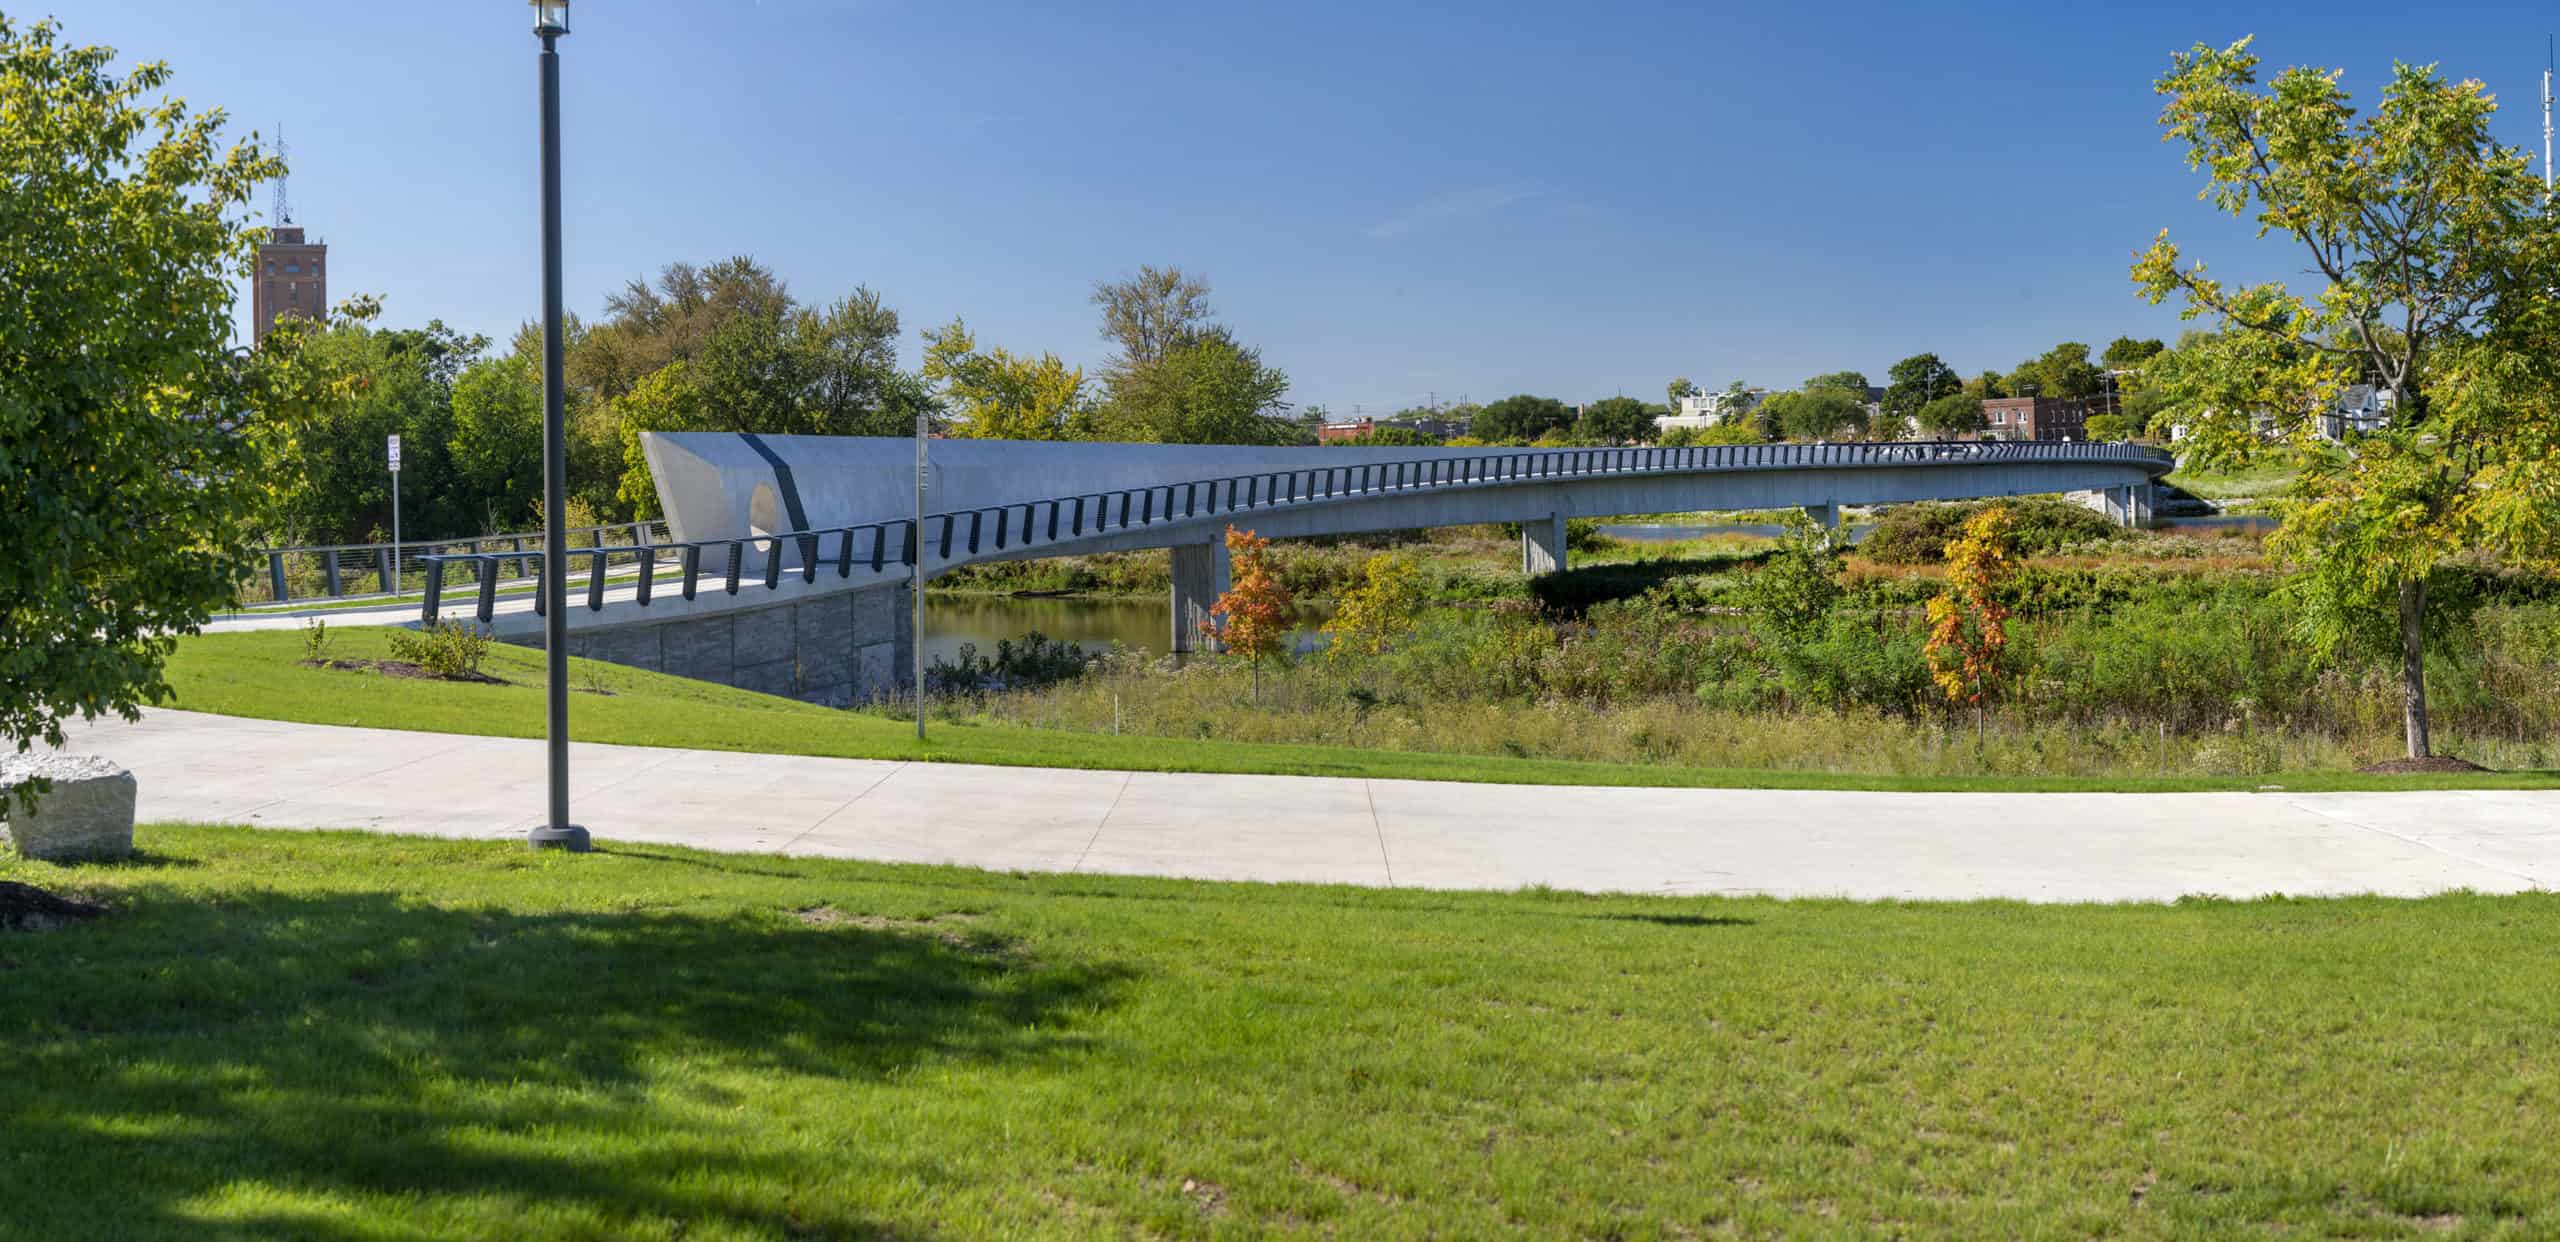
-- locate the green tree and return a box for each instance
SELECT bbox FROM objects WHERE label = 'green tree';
[1472,394,1575,442]
[1092,264,1214,375]
[2009,342,2102,399]
[1099,328,1294,444]
[1916,393,1987,437]
[1737,510,1847,644]
[1962,370,2009,399]
[271,321,485,543]
[1803,370,1870,393]
[449,350,543,535]
[1,16,369,800]
[1882,352,1962,424]
[612,362,708,518]
[2083,413,2138,441]
[2135,35,2560,757]
[2102,336,2166,369]
[1763,387,1868,440]
[922,317,1090,440]
[1576,395,1660,444]
[1666,376,1699,410]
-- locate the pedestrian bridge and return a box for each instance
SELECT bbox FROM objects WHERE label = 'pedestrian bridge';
[416,434,2172,703]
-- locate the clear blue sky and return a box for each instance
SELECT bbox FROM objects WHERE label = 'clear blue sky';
[69,1,2560,413]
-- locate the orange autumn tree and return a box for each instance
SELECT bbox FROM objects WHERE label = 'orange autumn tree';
[1202,525,1293,700]
[1923,504,2018,747]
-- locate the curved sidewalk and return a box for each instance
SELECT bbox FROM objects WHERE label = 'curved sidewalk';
[44,710,2560,903]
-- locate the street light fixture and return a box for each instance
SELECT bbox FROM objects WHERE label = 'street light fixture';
[528,0,588,852]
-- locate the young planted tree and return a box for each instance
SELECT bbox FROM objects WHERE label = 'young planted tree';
[1923,506,2018,748]
[1203,527,1295,700]
[1321,552,1427,663]
[2134,36,2560,759]
[1,17,364,806]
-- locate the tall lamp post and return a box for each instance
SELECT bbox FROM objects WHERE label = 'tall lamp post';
[529,0,588,852]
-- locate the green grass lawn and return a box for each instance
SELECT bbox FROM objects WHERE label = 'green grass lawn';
[162,627,2560,793]
[2164,458,2302,501]
[6,827,2558,1238]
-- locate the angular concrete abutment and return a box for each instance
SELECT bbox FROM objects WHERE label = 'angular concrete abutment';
[1170,538,1231,654]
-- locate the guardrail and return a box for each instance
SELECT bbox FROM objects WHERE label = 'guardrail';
[246,521,672,605]
[416,439,2174,625]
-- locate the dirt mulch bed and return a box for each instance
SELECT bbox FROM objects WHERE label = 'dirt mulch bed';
[300,658,507,686]
[1,881,106,933]
[2357,755,2493,774]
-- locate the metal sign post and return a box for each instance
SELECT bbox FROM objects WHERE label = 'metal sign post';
[387,434,402,597]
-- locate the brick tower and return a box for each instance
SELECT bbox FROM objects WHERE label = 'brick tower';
[251,132,325,345]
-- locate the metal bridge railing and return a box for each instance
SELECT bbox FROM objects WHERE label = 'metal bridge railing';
[245,521,673,606]
[414,440,2173,625]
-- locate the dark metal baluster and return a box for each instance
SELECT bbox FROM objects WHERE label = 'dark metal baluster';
[589,549,608,610]
[725,541,743,595]
[764,537,782,589]
[478,556,500,622]
[638,549,655,603]
[682,544,702,600]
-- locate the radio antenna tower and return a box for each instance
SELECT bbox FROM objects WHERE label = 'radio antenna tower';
[270,126,293,225]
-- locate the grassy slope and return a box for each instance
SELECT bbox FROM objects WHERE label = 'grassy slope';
[161,627,2559,793]
[6,827,2559,1239]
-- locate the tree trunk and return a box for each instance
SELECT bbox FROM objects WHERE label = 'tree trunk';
[2399,576,2431,760]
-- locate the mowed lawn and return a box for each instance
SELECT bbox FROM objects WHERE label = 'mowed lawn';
[159,628,2560,794]
[5,828,2558,1239]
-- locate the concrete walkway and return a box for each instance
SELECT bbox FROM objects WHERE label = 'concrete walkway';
[42,710,2560,902]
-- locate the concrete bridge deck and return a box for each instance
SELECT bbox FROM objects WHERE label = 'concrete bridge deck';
[52,709,2559,903]
[380,437,2171,703]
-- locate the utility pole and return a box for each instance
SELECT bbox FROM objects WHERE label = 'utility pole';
[914,407,927,741]
[2544,36,2553,193]
[387,434,402,598]
[527,0,587,853]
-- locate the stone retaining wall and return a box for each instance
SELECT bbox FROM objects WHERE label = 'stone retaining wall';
[509,580,914,708]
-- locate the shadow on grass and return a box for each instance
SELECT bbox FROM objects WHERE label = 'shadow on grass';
[0,885,1133,1240]
[1528,552,1769,616]
[1590,912,1757,928]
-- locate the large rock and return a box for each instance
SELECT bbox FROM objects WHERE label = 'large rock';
[1,754,136,863]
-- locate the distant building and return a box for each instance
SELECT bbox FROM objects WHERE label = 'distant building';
[1657,386,1766,432]
[2318,384,2394,441]
[1317,415,1464,443]
[253,223,327,345]
[1973,396,2089,442]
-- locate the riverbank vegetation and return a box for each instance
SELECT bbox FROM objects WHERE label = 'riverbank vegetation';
[153,627,2553,792]
[893,509,2560,779]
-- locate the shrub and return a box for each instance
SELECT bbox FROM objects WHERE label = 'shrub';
[930,632,1094,695]
[387,621,494,679]
[1864,498,2126,565]
[300,618,333,663]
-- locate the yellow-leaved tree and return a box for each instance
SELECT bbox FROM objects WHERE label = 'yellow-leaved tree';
[1320,552,1425,663]
[1923,505,2017,748]
[921,317,1090,441]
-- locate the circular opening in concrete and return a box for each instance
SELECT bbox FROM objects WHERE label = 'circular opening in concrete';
[749,483,781,540]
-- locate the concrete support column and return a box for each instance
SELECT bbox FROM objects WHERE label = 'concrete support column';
[1807,502,1841,530]
[1520,513,1568,577]
[1170,539,1231,654]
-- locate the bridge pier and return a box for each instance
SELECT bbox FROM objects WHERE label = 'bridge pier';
[1170,538,1230,654]
[2107,483,2154,528]
[1807,502,1840,530]
[1520,513,1568,576]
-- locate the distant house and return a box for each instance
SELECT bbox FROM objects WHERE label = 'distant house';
[1657,386,1767,432]
[2318,384,2394,441]
[1969,396,2089,442]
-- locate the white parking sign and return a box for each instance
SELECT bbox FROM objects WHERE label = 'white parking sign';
[388,434,402,471]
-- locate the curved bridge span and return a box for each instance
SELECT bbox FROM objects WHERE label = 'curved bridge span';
[418,436,2171,702]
